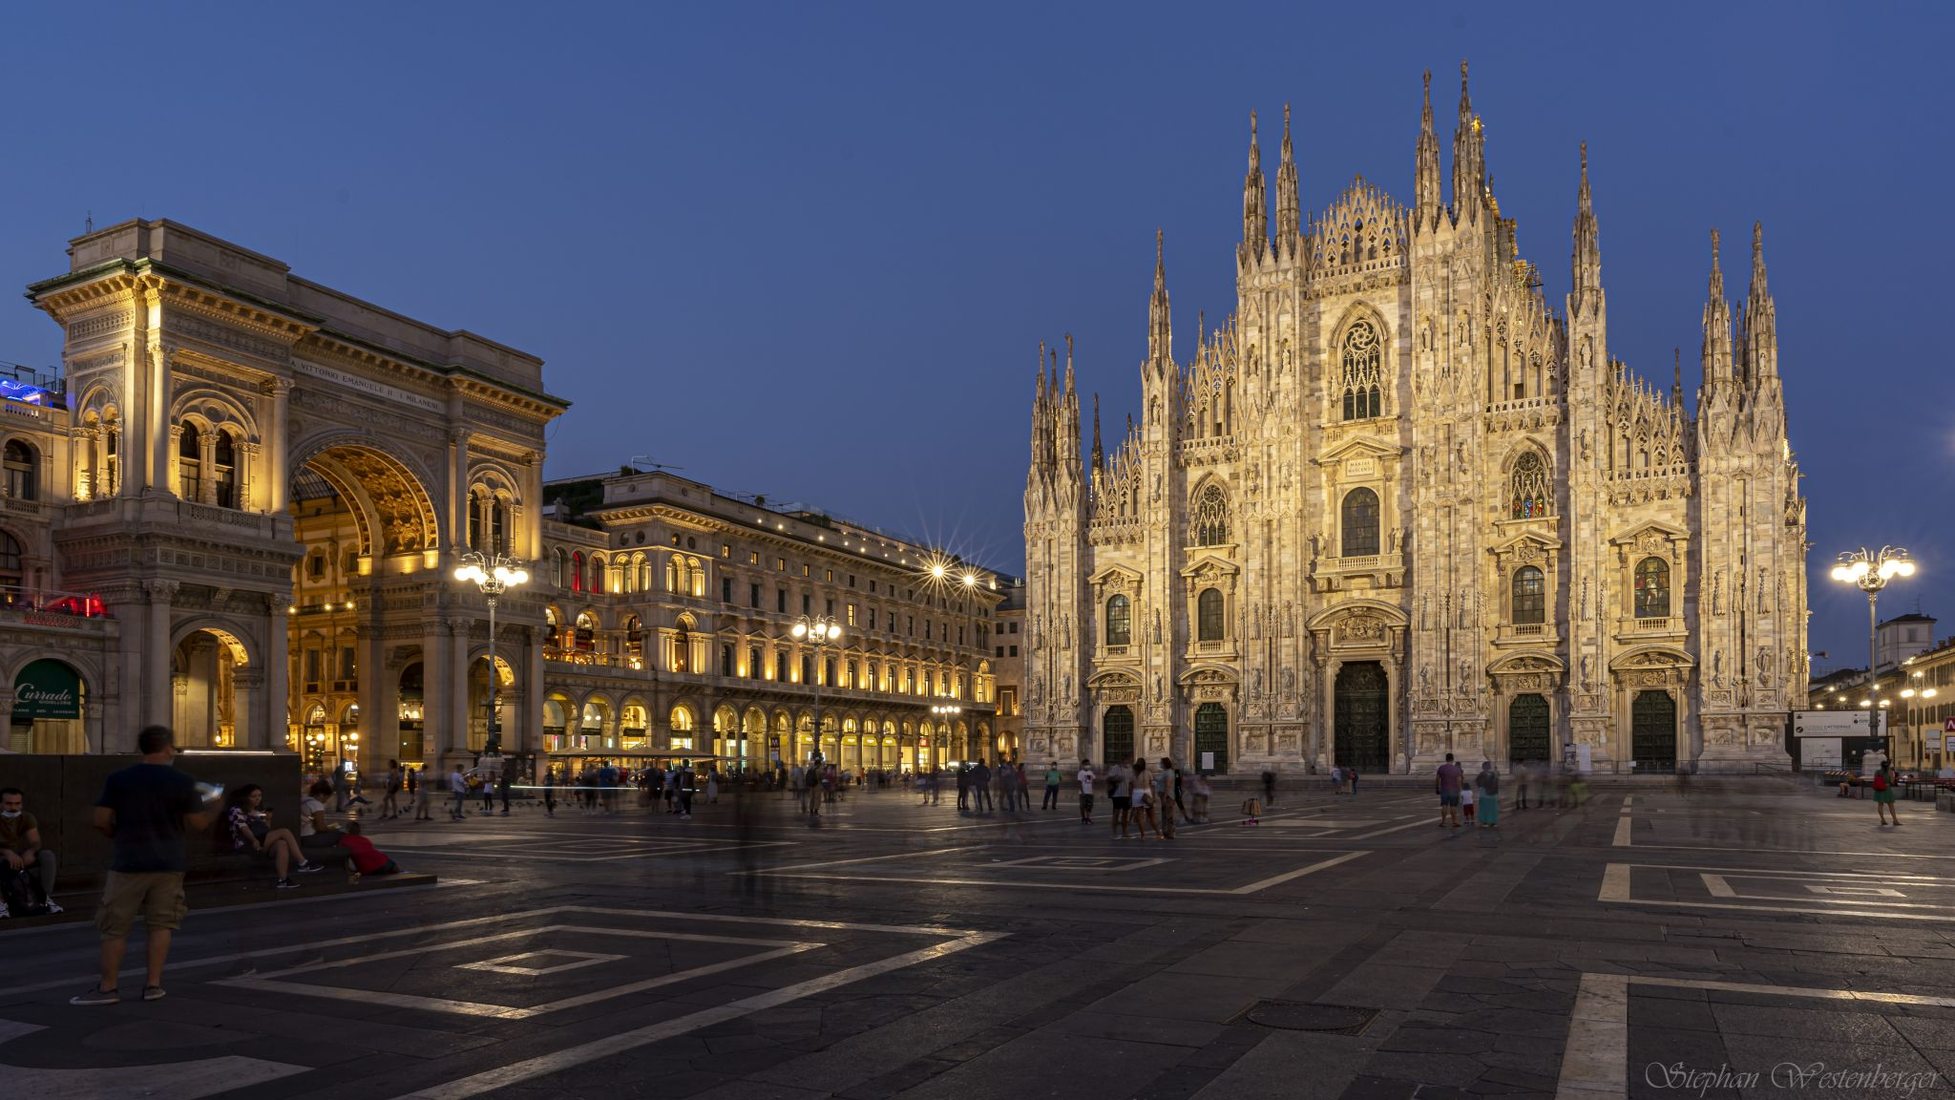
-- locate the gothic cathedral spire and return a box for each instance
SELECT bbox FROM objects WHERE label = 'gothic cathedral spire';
[1744,221,1778,387]
[1240,112,1267,265]
[1451,60,1486,221]
[1570,143,1602,316]
[1414,70,1442,226]
[1275,103,1300,257]
[1701,229,1734,401]
[1090,393,1104,473]
[1148,229,1172,367]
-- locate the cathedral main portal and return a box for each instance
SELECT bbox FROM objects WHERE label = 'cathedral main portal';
[1334,663,1389,771]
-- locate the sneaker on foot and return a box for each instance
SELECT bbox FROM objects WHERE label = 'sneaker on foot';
[295,861,324,873]
[43,900,63,915]
[142,986,167,1002]
[275,878,299,889]
[70,986,120,1005]
[0,903,9,919]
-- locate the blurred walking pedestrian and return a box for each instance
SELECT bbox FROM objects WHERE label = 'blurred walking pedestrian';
[1475,761,1500,830]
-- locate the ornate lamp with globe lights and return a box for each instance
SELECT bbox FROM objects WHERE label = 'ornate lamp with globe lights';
[453,551,530,757]
[1830,546,1916,758]
[792,614,842,767]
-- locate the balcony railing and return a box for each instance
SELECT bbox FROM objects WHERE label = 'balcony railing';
[1621,615,1681,634]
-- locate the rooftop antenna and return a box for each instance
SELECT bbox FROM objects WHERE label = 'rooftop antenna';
[626,455,685,473]
[84,211,93,233]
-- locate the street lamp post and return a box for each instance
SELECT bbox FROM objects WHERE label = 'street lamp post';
[1830,546,1916,763]
[792,614,842,768]
[453,551,531,759]
[932,704,963,769]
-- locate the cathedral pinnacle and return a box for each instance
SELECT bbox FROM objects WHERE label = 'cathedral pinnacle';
[1744,220,1779,387]
[1451,60,1486,221]
[1241,111,1268,264]
[1148,229,1172,366]
[1701,228,1734,398]
[1415,69,1442,223]
[1090,393,1103,472]
[1276,103,1300,255]
[1570,142,1602,314]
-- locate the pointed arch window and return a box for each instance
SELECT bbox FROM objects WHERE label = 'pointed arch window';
[1509,451,1550,519]
[1339,319,1385,420]
[1106,594,1131,647]
[1340,487,1380,557]
[177,422,202,500]
[1190,483,1229,546]
[1196,587,1225,642]
[1512,566,1545,625]
[3,440,36,501]
[1634,557,1670,619]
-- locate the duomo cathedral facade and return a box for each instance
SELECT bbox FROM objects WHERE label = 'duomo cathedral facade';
[1023,66,1807,775]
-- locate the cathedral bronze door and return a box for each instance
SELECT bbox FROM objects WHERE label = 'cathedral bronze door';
[1334,662,1389,771]
[1193,703,1229,774]
[1631,690,1677,773]
[1103,705,1135,767]
[1507,693,1550,767]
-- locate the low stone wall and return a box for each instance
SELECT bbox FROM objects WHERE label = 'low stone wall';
[0,751,303,883]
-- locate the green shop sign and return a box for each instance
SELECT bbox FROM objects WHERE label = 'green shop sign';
[14,659,81,719]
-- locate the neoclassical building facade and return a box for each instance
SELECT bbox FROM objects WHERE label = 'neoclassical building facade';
[1024,68,1807,775]
[532,469,1000,773]
[10,219,565,765]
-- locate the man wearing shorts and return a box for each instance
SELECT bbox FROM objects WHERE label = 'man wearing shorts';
[1435,752,1464,829]
[73,725,217,1005]
[1076,760,1096,824]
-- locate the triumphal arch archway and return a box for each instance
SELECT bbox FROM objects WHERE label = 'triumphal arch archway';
[30,219,567,766]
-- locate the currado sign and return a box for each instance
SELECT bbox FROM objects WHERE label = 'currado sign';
[14,659,81,719]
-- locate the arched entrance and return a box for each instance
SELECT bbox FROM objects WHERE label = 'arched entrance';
[287,442,441,771]
[1194,703,1229,774]
[173,628,249,749]
[1507,694,1550,767]
[1102,705,1135,766]
[1334,662,1389,771]
[1631,690,1677,773]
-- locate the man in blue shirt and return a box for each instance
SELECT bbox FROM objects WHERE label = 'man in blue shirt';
[72,726,218,1005]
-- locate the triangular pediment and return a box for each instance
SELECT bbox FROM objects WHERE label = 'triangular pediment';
[1179,553,1240,580]
[1608,520,1689,547]
[1089,563,1145,589]
[1489,529,1562,556]
[1317,436,1402,464]
[1488,652,1566,675]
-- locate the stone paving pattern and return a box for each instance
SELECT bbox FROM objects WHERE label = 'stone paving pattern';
[6,778,1955,1098]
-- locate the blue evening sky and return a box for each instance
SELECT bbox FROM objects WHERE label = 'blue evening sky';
[0,2,1947,667]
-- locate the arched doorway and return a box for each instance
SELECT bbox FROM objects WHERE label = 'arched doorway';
[173,628,249,749]
[1507,694,1550,767]
[1194,703,1229,774]
[397,662,426,762]
[287,443,440,770]
[1334,662,1389,771]
[1102,705,1135,766]
[1631,690,1677,773]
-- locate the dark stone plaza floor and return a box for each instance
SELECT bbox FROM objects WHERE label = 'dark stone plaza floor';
[7,776,1955,1099]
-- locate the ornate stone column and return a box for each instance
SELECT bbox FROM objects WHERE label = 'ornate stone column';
[264,378,291,514]
[145,580,178,728]
[446,615,472,762]
[232,666,266,749]
[263,593,291,751]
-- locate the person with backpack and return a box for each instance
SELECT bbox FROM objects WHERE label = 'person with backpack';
[379,760,402,820]
[1873,763,1901,827]
[0,787,60,916]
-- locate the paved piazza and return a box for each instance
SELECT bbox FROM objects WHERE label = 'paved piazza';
[8,780,1955,1099]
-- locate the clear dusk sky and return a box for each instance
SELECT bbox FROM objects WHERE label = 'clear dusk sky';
[1,2,1948,667]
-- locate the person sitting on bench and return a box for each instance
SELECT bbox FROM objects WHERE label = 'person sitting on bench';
[0,787,60,915]
[299,780,345,857]
[222,785,320,888]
